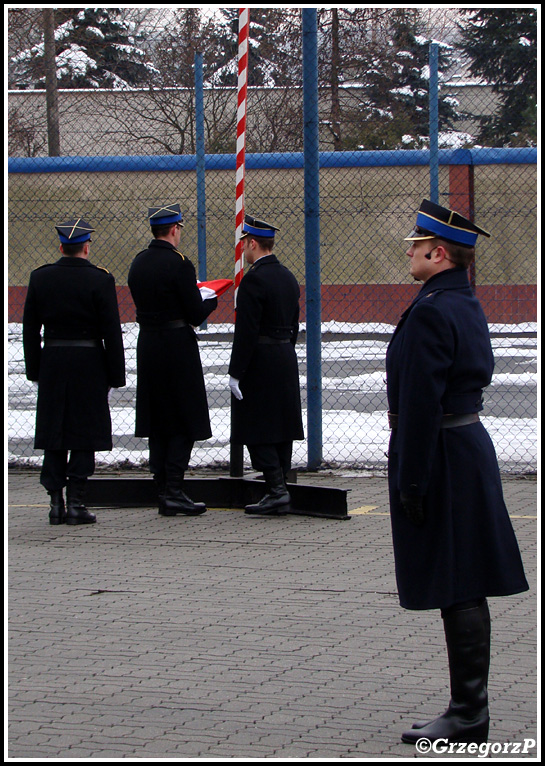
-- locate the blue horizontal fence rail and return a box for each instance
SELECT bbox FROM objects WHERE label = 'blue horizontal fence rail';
[8,147,537,174]
[8,146,537,474]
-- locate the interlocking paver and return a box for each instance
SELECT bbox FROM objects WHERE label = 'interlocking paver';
[8,469,537,759]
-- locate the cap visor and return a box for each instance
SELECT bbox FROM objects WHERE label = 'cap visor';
[404,230,435,242]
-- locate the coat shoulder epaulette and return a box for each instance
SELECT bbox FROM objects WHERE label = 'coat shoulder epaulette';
[420,289,446,303]
[172,248,186,261]
[87,262,113,277]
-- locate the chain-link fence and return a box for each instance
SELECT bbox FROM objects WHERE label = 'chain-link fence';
[7,9,537,474]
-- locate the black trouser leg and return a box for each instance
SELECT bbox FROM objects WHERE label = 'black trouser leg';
[64,451,96,525]
[149,434,194,481]
[66,450,95,481]
[149,435,168,510]
[41,449,95,489]
[41,450,69,491]
[247,442,293,475]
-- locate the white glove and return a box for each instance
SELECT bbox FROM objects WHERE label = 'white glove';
[229,376,243,400]
[199,285,217,301]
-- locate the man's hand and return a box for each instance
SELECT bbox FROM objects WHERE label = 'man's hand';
[400,492,426,526]
[229,376,243,401]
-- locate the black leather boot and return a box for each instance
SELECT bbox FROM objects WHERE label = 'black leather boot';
[66,478,97,525]
[244,468,291,515]
[401,600,491,745]
[160,475,207,516]
[154,474,167,515]
[48,489,66,525]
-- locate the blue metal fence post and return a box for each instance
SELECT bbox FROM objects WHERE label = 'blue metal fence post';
[302,8,322,470]
[429,42,439,203]
[195,52,207,282]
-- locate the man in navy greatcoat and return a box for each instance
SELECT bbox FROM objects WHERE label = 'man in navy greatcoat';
[128,204,218,516]
[228,215,304,515]
[23,218,126,525]
[386,199,528,746]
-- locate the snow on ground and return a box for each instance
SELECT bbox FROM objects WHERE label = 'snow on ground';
[7,322,537,472]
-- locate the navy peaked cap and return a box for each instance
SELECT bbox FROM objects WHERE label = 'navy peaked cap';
[55,218,94,244]
[240,215,279,239]
[148,203,183,227]
[405,199,490,247]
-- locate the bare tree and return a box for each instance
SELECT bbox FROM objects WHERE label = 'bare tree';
[8,106,46,157]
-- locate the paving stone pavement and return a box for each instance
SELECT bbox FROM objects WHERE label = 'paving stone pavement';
[7,469,538,760]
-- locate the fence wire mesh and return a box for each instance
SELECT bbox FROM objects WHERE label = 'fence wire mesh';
[7,8,537,474]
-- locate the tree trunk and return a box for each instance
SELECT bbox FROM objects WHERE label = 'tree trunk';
[43,9,61,156]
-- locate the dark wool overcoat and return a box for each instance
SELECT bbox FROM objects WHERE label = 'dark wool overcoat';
[386,267,528,610]
[229,254,304,446]
[128,239,217,440]
[23,257,126,451]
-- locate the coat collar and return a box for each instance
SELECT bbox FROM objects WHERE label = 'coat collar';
[148,238,186,260]
[418,267,470,298]
[150,238,176,250]
[56,256,92,266]
[392,268,471,337]
[250,253,278,270]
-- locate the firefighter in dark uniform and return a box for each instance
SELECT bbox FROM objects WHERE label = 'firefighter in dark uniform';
[23,218,126,525]
[386,199,529,745]
[128,204,218,516]
[229,215,304,515]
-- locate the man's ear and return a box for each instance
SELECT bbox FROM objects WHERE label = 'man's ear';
[434,245,449,262]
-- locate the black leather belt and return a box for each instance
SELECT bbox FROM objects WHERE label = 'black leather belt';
[258,336,291,344]
[388,412,480,429]
[44,339,101,347]
[140,319,188,330]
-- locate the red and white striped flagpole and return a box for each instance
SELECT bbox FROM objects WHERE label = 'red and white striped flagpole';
[234,7,249,308]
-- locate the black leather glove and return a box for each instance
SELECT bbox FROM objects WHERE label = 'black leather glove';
[400,492,426,526]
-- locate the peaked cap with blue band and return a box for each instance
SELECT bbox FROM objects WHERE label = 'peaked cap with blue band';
[405,199,490,248]
[55,218,95,245]
[148,203,183,227]
[240,214,279,239]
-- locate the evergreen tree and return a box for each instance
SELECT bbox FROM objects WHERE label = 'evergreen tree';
[388,10,457,142]
[208,8,301,88]
[10,8,157,89]
[150,8,216,88]
[319,8,457,150]
[458,9,537,147]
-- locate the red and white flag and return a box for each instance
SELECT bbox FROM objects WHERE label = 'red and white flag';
[197,279,234,301]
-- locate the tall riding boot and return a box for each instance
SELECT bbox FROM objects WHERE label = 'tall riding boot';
[66,478,97,525]
[401,600,491,745]
[161,474,207,516]
[244,468,291,515]
[48,489,66,525]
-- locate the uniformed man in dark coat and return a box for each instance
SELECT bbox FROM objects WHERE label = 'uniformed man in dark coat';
[23,218,126,525]
[128,204,218,516]
[228,215,304,515]
[386,199,529,746]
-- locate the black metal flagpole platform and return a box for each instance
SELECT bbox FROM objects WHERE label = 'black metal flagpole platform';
[85,475,350,520]
[84,12,353,522]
